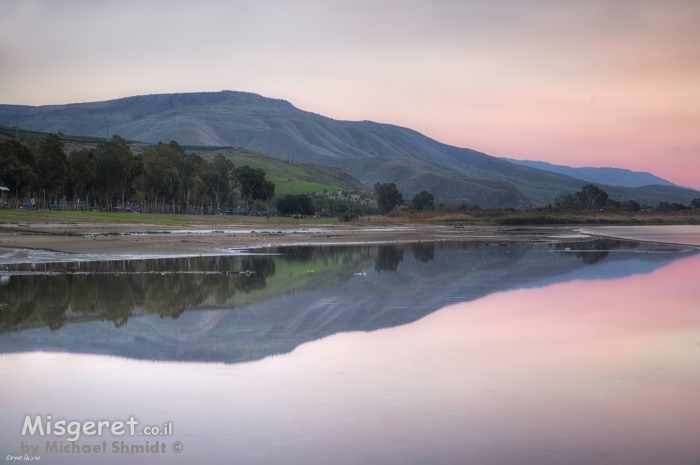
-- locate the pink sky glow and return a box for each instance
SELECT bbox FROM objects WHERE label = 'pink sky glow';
[1,0,698,188]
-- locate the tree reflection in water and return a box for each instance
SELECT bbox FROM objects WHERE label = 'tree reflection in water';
[0,240,657,335]
[375,245,404,272]
[0,258,273,331]
[555,239,639,265]
[411,242,435,263]
[0,239,691,364]
[0,248,364,333]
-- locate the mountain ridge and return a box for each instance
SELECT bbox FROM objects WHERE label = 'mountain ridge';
[1,90,696,208]
[503,158,676,188]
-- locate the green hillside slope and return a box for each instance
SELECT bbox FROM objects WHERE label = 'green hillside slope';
[196,148,370,195]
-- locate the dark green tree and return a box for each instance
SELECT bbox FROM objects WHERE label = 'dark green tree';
[691,198,700,209]
[200,168,220,210]
[143,142,186,211]
[575,184,608,209]
[141,148,180,212]
[411,190,434,210]
[190,175,209,211]
[656,201,687,212]
[374,182,403,214]
[554,193,577,210]
[36,134,69,206]
[212,153,236,212]
[556,185,609,210]
[0,139,36,169]
[94,136,138,210]
[68,149,97,205]
[180,153,209,211]
[0,155,37,202]
[297,194,315,216]
[235,165,275,208]
[621,200,641,212]
[277,194,315,215]
[277,194,300,215]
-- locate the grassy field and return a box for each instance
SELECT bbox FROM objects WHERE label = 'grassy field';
[272,179,344,195]
[196,149,371,196]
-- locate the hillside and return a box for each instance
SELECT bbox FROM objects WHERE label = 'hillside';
[504,158,676,188]
[196,148,370,195]
[2,91,697,208]
[0,124,151,153]
[0,124,369,197]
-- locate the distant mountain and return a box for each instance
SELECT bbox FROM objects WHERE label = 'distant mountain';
[504,159,676,188]
[1,91,696,207]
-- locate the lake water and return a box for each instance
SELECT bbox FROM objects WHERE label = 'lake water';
[579,225,700,246]
[1,234,700,464]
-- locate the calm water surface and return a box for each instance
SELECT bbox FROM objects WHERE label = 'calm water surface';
[1,237,699,464]
[580,225,700,246]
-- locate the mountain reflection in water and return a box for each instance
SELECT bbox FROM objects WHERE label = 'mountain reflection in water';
[0,240,695,363]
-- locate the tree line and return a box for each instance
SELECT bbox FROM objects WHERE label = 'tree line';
[374,181,700,214]
[3,135,698,215]
[374,182,435,213]
[555,184,700,212]
[0,135,274,213]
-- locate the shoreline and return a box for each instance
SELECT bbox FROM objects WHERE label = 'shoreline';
[0,223,698,265]
[577,225,700,248]
[0,224,584,264]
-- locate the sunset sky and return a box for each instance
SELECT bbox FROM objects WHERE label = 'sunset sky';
[1,0,698,188]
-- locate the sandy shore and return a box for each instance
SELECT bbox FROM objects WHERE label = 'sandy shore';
[2,222,697,264]
[0,223,591,263]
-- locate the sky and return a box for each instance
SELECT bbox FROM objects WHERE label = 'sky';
[1,0,699,188]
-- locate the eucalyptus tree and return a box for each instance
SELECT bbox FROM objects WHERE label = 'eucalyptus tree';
[235,165,275,209]
[94,136,139,210]
[35,134,69,207]
[141,148,180,212]
[180,153,210,212]
[0,140,37,203]
[212,153,236,212]
[0,139,36,170]
[411,190,434,210]
[68,149,97,207]
[190,175,209,213]
[201,168,220,210]
[374,182,403,214]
